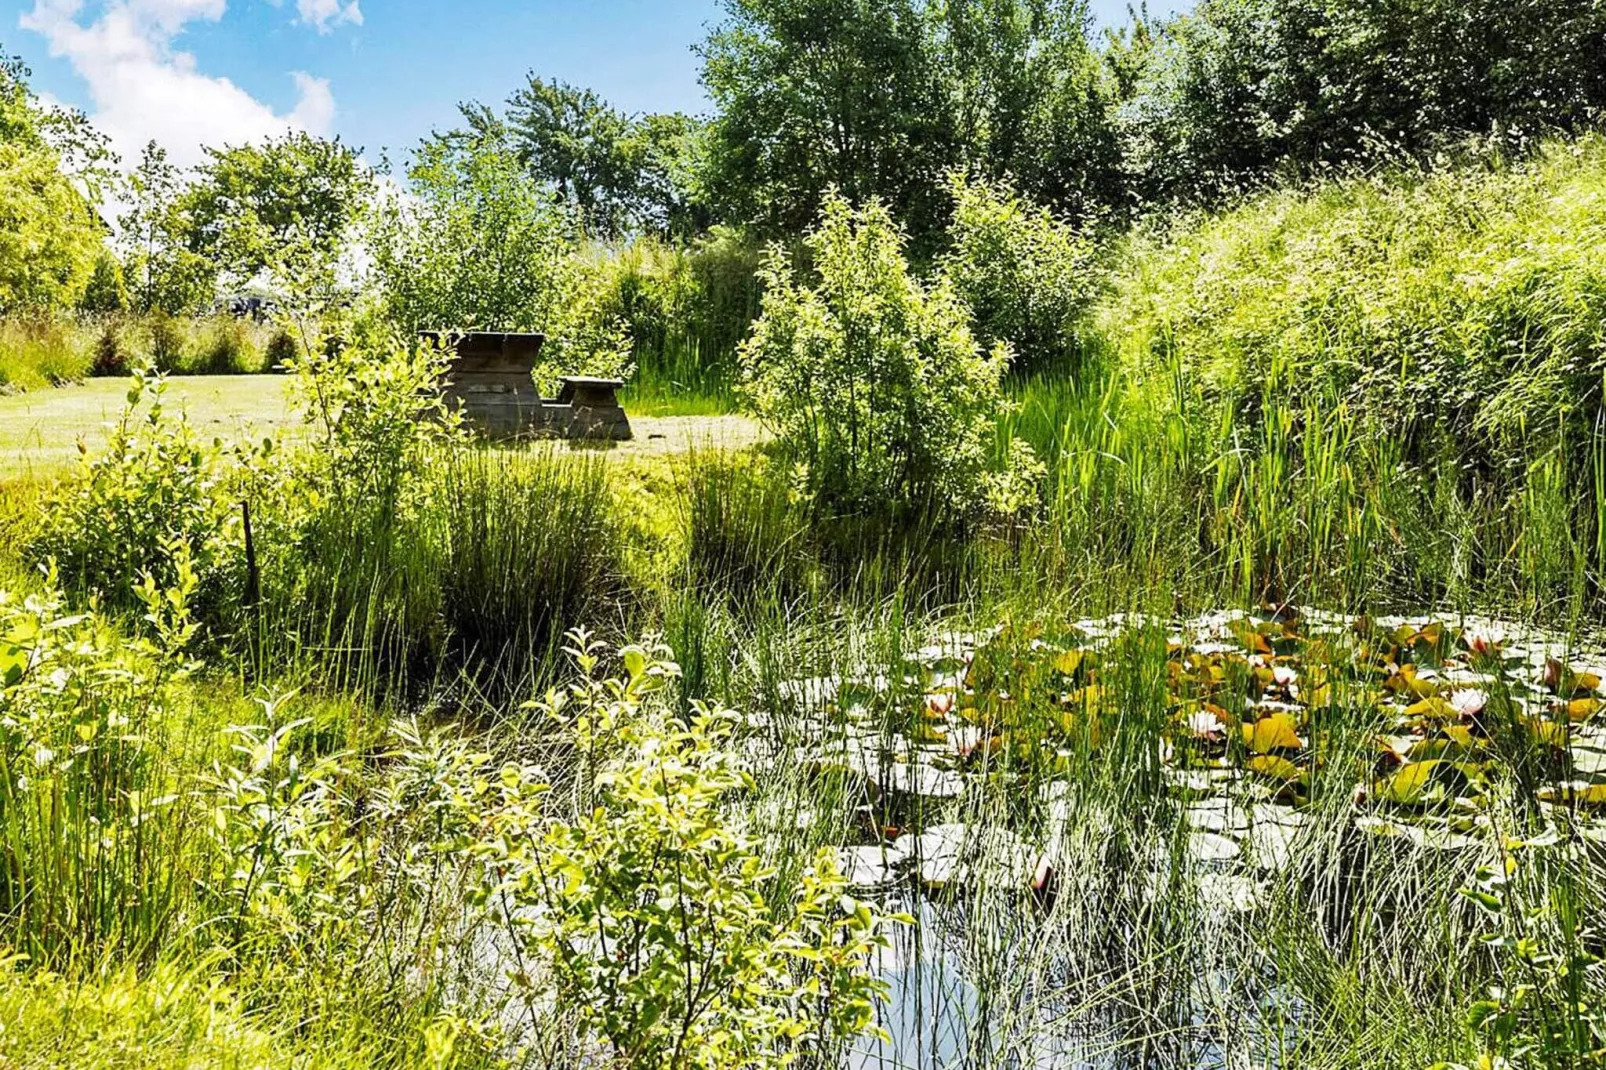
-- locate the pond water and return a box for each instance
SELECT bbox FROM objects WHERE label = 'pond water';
[768,608,1606,1068]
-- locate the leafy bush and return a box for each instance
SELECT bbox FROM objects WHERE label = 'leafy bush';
[31,363,242,614]
[264,326,298,370]
[289,323,460,517]
[367,134,633,392]
[741,193,1030,518]
[468,634,897,1068]
[0,571,199,964]
[941,172,1098,379]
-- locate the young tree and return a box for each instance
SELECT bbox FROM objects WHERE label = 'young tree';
[941,172,1098,378]
[119,142,215,314]
[741,193,1031,517]
[79,250,129,313]
[180,132,371,289]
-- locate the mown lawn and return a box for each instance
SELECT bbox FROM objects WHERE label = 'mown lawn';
[0,375,763,477]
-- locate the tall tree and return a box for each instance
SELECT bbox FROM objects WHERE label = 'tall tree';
[180,132,371,288]
[697,0,1121,241]
[937,0,1122,217]
[118,142,214,314]
[0,50,103,311]
[698,0,955,241]
[467,77,709,239]
[1118,0,1606,201]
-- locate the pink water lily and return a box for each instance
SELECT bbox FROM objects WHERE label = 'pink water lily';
[1450,689,1489,719]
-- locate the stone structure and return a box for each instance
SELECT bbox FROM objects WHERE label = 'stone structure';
[422,331,632,441]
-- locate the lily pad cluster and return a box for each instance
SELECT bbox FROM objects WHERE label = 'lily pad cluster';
[768,610,1606,895]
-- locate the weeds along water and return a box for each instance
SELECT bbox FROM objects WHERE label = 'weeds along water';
[6,143,1606,1068]
[4,362,1605,1067]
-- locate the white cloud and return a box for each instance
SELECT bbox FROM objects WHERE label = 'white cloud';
[20,0,341,171]
[295,0,361,34]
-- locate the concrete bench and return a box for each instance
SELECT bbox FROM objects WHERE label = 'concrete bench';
[422,331,632,442]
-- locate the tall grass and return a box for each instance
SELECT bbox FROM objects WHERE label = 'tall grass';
[0,313,276,389]
[259,445,627,704]
[600,229,763,414]
[0,316,93,388]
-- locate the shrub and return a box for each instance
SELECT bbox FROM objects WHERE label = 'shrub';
[941,172,1099,379]
[264,326,298,370]
[90,318,131,376]
[31,362,242,615]
[741,193,1028,518]
[467,634,897,1068]
[0,571,199,964]
[193,316,263,374]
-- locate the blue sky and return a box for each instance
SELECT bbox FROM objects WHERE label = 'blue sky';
[4,0,1163,171]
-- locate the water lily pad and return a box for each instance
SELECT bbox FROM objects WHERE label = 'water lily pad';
[838,843,908,889]
[1189,831,1243,863]
[1536,783,1606,809]
[1242,713,1303,754]
[1246,754,1303,784]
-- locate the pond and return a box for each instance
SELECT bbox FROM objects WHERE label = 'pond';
[757,608,1606,1067]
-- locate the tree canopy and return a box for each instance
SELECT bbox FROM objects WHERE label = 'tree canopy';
[0,51,103,312]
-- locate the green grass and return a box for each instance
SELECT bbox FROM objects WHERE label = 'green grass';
[0,374,763,477]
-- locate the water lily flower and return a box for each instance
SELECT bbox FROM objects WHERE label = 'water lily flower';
[1450,689,1489,719]
[951,725,989,759]
[1272,665,1298,688]
[926,692,956,717]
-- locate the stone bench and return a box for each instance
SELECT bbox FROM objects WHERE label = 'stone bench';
[422,331,632,442]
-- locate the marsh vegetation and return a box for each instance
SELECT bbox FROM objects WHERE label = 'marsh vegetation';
[4,2,1606,1068]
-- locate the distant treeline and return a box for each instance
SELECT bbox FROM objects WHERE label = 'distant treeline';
[2,0,1605,324]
